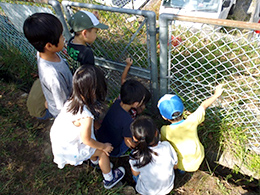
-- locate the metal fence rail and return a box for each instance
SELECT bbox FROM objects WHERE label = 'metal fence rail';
[159,14,260,176]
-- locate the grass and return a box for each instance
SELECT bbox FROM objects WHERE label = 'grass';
[0,45,36,92]
[0,80,127,194]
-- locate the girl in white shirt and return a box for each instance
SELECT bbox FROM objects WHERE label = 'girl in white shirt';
[129,116,178,195]
[50,65,124,189]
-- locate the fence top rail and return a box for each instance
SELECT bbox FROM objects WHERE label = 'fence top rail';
[61,0,156,18]
[159,13,260,31]
[14,0,49,3]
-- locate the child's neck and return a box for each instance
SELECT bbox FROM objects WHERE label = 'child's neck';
[72,36,88,46]
[170,118,184,125]
[120,101,132,112]
[40,51,60,62]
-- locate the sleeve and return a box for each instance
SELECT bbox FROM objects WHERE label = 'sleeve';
[166,141,178,166]
[187,106,205,125]
[129,159,140,172]
[160,126,167,141]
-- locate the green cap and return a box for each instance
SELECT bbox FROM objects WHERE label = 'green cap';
[68,10,108,32]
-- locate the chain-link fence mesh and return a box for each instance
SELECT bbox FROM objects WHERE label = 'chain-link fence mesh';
[159,14,260,178]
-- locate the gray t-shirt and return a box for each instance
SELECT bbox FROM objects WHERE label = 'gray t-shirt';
[37,52,72,117]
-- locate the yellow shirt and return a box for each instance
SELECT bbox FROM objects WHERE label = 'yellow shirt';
[161,106,205,172]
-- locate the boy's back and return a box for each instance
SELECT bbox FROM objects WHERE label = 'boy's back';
[96,99,133,156]
[158,85,223,172]
[160,106,205,172]
[37,53,72,117]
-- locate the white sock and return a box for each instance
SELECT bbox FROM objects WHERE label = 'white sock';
[103,170,113,181]
[90,159,99,165]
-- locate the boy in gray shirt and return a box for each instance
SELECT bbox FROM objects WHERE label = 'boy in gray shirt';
[23,13,72,117]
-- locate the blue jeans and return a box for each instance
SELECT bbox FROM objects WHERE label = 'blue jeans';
[110,141,129,157]
[37,109,53,120]
[132,175,139,183]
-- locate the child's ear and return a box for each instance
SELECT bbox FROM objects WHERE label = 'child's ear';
[82,29,88,37]
[44,42,54,51]
[132,102,140,108]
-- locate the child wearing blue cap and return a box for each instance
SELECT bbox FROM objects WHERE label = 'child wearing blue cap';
[157,84,223,172]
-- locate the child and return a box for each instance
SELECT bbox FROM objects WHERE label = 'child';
[67,10,108,65]
[157,84,224,172]
[129,116,178,195]
[50,65,125,189]
[23,13,73,117]
[121,58,151,119]
[96,79,148,157]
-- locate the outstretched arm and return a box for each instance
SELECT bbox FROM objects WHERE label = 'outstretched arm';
[200,84,224,110]
[121,58,133,85]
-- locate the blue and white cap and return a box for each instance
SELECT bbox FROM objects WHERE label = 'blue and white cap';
[157,94,184,120]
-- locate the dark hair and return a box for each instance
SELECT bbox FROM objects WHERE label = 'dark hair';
[67,65,107,115]
[73,28,92,36]
[170,112,183,122]
[120,79,147,105]
[130,116,159,168]
[143,86,151,105]
[23,13,63,52]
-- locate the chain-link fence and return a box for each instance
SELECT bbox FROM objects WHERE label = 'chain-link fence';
[159,14,260,178]
[0,0,158,104]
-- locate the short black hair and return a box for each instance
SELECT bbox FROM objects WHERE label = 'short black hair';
[120,79,147,105]
[23,13,63,52]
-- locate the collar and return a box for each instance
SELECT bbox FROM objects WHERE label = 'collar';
[170,119,184,126]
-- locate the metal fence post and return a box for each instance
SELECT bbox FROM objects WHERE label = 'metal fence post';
[48,0,71,41]
[144,10,158,108]
[159,13,171,96]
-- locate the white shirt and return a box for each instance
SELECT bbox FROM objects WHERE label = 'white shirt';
[50,101,96,169]
[129,141,178,195]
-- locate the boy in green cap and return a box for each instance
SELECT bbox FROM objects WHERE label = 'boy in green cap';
[67,10,108,66]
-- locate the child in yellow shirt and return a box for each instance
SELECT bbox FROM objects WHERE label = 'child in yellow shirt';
[157,84,223,172]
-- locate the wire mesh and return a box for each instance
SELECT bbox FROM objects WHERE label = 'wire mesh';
[165,21,260,154]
